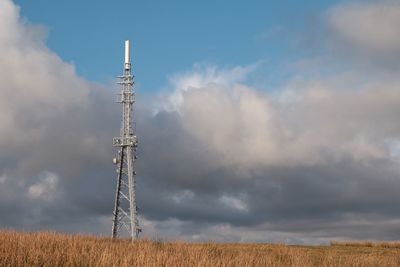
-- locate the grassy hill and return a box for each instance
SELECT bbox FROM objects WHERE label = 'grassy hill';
[1,230,400,266]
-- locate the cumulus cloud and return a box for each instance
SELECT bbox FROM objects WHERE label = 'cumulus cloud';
[176,77,400,169]
[2,0,400,244]
[0,0,111,178]
[132,55,400,243]
[164,63,258,112]
[0,0,117,233]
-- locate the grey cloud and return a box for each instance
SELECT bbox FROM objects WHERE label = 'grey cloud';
[326,0,400,68]
[0,0,119,233]
[133,60,400,241]
[328,1,400,53]
[2,0,400,244]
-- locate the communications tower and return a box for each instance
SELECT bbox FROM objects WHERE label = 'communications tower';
[111,40,141,240]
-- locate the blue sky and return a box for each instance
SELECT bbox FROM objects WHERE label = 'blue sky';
[7,0,400,243]
[15,0,343,91]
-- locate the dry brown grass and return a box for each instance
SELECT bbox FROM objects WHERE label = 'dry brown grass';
[331,240,400,249]
[1,230,400,266]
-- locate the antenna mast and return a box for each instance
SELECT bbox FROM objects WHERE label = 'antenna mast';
[111,40,141,240]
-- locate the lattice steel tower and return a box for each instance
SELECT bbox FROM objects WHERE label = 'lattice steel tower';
[111,40,141,240]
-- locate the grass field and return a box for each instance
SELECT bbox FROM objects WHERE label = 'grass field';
[1,230,400,266]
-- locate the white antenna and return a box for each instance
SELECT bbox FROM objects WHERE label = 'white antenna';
[124,40,130,66]
[111,40,141,240]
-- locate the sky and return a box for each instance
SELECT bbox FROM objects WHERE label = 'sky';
[2,0,400,244]
[14,0,343,90]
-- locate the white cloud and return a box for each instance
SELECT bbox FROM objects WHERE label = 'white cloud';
[171,190,195,204]
[3,0,400,243]
[0,0,116,233]
[219,195,248,212]
[28,171,59,201]
[0,0,113,179]
[164,63,258,112]
[157,63,400,173]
